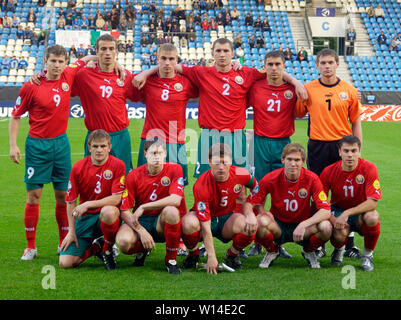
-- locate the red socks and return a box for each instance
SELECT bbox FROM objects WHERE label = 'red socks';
[330,237,347,249]
[258,233,278,253]
[228,233,255,256]
[55,203,69,246]
[164,222,181,263]
[304,234,327,253]
[100,219,120,252]
[362,222,381,251]
[24,203,39,249]
[182,231,201,255]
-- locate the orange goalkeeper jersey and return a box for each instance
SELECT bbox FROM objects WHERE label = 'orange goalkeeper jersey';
[295,78,363,141]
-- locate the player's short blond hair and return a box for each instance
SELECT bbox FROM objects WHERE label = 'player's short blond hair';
[281,143,306,161]
[88,129,111,147]
[157,43,177,56]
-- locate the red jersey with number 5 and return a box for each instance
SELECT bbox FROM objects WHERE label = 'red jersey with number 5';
[192,166,258,222]
[66,155,126,214]
[182,65,265,131]
[12,60,85,139]
[120,163,187,216]
[320,158,381,209]
[248,167,330,223]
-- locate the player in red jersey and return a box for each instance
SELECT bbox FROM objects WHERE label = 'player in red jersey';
[180,143,259,274]
[71,34,141,173]
[246,50,297,258]
[320,135,381,271]
[136,43,198,186]
[59,130,125,270]
[246,143,332,269]
[9,45,98,261]
[116,137,186,274]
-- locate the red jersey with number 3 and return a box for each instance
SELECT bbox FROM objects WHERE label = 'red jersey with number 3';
[247,80,297,138]
[320,158,381,210]
[140,73,198,144]
[120,163,187,216]
[248,167,330,224]
[71,66,141,132]
[182,65,265,131]
[66,155,126,214]
[192,166,258,222]
[12,60,85,138]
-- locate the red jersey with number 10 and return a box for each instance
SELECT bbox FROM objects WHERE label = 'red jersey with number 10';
[182,65,265,131]
[120,163,187,217]
[320,158,381,209]
[248,167,330,224]
[66,155,126,214]
[12,60,85,138]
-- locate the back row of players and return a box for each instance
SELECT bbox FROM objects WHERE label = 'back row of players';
[9,35,381,274]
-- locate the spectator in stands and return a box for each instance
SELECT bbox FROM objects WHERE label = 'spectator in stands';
[150,51,157,66]
[377,31,387,46]
[37,30,46,45]
[245,13,253,26]
[6,0,16,13]
[81,16,89,30]
[389,35,400,51]
[199,0,207,10]
[180,36,188,48]
[18,58,29,70]
[134,2,142,14]
[11,14,19,28]
[87,44,96,55]
[261,18,271,32]
[119,17,128,34]
[10,56,19,69]
[57,15,66,29]
[67,0,76,9]
[140,35,148,47]
[24,26,34,42]
[187,26,196,42]
[127,17,134,31]
[2,55,10,69]
[216,12,224,26]
[88,15,96,30]
[234,34,243,49]
[367,5,375,18]
[72,17,81,30]
[27,9,37,23]
[253,17,262,30]
[283,47,294,61]
[103,20,111,31]
[125,3,135,20]
[125,40,133,53]
[201,18,210,30]
[95,14,105,30]
[375,4,385,18]
[142,23,150,33]
[210,17,218,30]
[149,33,157,46]
[249,34,256,49]
[256,35,265,49]
[256,0,264,5]
[193,0,200,10]
[3,15,11,28]
[111,8,120,30]
[194,13,201,25]
[224,13,231,26]
[346,27,356,55]
[16,25,25,39]
[77,44,86,57]
[0,17,3,32]
[297,47,308,62]
[206,0,215,10]
[30,32,39,45]
[38,0,47,7]
[230,7,240,21]
[117,41,126,53]
[236,45,245,65]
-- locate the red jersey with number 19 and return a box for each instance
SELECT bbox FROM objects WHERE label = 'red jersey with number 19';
[182,65,265,131]
[192,166,258,222]
[71,66,141,132]
[120,163,187,217]
[12,60,85,139]
[247,80,297,138]
[248,167,330,224]
[66,155,126,214]
[140,73,198,144]
[320,158,381,210]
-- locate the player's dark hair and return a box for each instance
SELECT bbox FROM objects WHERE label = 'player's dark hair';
[95,33,117,50]
[264,50,285,64]
[316,48,339,63]
[143,136,167,153]
[212,38,233,52]
[338,135,361,150]
[281,142,306,161]
[208,143,232,160]
[88,129,111,146]
[45,45,68,60]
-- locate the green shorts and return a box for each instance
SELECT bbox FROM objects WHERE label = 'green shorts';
[274,217,309,247]
[60,212,103,257]
[138,214,165,243]
[194,129,247,178]
[210,212,235,243]
[84,128,132,174]
[24,133,71,191]
[249,135,291,182]
[137,138,189,186]
[331,205,362,235]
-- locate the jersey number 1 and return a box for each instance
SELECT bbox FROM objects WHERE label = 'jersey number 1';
[325,98,331,111]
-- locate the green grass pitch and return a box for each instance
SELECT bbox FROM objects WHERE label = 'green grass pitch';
[0,118,400,300]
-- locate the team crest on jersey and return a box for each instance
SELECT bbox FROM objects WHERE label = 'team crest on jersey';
[177,177,184,186]
[174,83,183,92]
[298,188,308,199]
[373,179,380,190]
[122,189,128,198]
[233,184,242,193]
[318,191,328,201]
[355,174,365,184]
[116,79,124,87]
[235,76,244,85]
[161,176,171,186]
[284,90,293,100]
[62,82,69,92]
[339,92,348,100]
[103,170,113,180]
[197,201,206,212]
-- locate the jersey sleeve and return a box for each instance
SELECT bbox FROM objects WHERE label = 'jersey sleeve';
[348,86,363,124]
[319,166,331,196]
[193,181,211,222]
[66,165,79,202]
[12,82,34,117]
[184,76,199,99]
[111,160,127,195]
[247,175,268,206]
[246,66,266,82]
[365,163,381,201]
[168,165,185,198]
[120,172,136,211]
[70,68,83,97]
[181,65,201,88]
[310,175,331,211]
[125,70,142,102]
[294,98,307,118]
